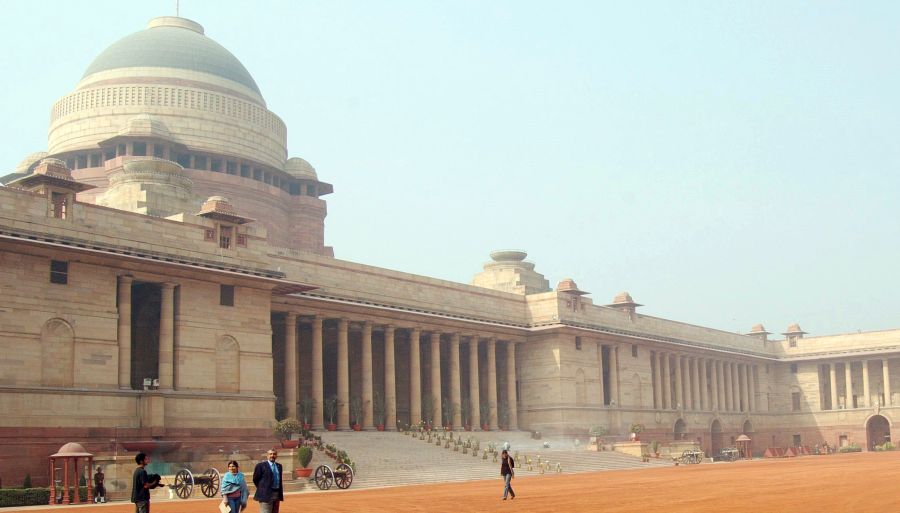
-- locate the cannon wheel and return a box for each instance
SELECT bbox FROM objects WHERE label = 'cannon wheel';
[314,465,334,490]
[200,468,220,497]
[335,463,353,489]
[173,469,194,499]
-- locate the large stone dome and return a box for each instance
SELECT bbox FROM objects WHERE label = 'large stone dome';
[83,17,261,97]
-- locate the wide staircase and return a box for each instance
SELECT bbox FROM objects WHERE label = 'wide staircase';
[296,430,672,492]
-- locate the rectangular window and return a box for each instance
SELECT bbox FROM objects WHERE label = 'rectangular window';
[153,144,166,158]
[76,155,87,168]
[791,392,801,411]
[104,148,116,161]
[237,234,248,247]
[211,159,222,172]
[226,161,237,174]
[50,192,68,219]
[790,363,798,374]
[117,144,126,156]
[240,164,250,177]
[306,184,316,197]
[789,337,797,348]
[220,284,234,306]
[219,226,232,249]
[90,154,101,167]
[176,154,191,168]
[792,434,801,446]
[195,155,208,169]
[50,260,68,284]
[631,345,638,358]
[575,336,582,350]
[204,228,216,241]
[132,142,147,156]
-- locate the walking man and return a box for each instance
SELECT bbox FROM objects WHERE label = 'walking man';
[131,453,161,513]
[252,449,284,513]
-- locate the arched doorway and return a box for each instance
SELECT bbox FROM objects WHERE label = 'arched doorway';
[742,419,753,435]
[674,418,687,440]
[866,415,891,450]
[710,419,723,455]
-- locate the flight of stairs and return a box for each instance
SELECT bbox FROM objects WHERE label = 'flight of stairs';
[290,430,672,492]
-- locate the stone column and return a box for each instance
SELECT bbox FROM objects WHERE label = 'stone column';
[158,283,175,390]
[711,360,720,411]
[597,344,606,406]
[430,332,442,427]
[506,341,518,430]
[862,360,870,408]
[684,358,693,410]
[384,325,397,430]
[469,336,481,428]
[117,275,133,389]
[844,362,853,408]
[487,338,498,430]
[362,321,374,429]
[674,354,683,409]
[883,358,892,406]
[732,362,740,412]
[662,353,671,409]
[739,364,748,412]
[284,312,298,419]
[337,318,350,428]
[311,316,324,429]
[723,362,732,411]
[700,358,709,411]
[653,351,663,409]
[691,358,701,410]
[450,333,462,428]
[609,345,620,406]
[409,328,422,424]
[827,363,838,410]
[749,365,757,412]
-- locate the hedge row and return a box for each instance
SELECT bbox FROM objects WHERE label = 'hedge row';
[0,487,87,508]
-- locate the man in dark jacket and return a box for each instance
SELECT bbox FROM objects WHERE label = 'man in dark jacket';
[252,449,284,513]
[131,453,161,513]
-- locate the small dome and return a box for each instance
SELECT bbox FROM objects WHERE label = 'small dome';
[490,250,527,262]
[16,151,49,173]
[612,291,635,304]
[200,196,236,215]
[557,278,587,295]
[284,157,317,180]
[51,442,92,457]
[785,323,805,334]
[118,114,172,140]
[749,324,769,334]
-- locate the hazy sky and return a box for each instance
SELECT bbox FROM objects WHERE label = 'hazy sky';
[2,1,898,337]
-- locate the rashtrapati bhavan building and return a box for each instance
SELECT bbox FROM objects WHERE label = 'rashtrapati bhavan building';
[2,16,898,486]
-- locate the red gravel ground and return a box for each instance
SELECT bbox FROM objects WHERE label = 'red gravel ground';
[14,451,900,513]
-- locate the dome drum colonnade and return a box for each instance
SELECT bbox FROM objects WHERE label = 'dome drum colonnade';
[276,311,521,431]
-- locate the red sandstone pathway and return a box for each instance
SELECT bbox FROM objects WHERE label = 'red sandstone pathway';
[13,452,900,512]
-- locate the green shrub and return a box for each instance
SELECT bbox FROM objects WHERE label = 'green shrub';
[0,488,50,507]
[297,446,313,468]
[21,475,31,489]
[839,443,862,453]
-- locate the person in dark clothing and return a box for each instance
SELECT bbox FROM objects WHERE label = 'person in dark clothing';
[93,466,106,503]
[500,450,515,500]
[252,449,284,513]
[131,453,161,513]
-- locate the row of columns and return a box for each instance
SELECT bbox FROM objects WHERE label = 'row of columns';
[283,315,519,431]
[652,352,758,413]
[117,275,176,390]
[826,359,893,409]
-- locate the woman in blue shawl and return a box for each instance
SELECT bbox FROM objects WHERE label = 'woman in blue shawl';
[221,460,249,512]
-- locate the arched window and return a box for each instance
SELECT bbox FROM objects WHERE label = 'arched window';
[216,336,240,393]
[42,319,74,386]
[575,369,586,406]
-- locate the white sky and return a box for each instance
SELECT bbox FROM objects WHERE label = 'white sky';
[1,1,898,336]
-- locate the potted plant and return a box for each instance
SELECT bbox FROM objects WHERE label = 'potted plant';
[629,422,645,441]
[349,396,364,431]
[479,402,491,431]
[274,418,302,448]
[324,396,341,431]
[497,399,510,430]
[421,395,435,431]
[589,425,608,449]
[441,400,456,430]
[460,398,472,431]
[298,396,315,430]
[294,446,313,478]
[651,440,661,458]
[373,391,386,431]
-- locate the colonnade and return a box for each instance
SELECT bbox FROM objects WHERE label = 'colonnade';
[281,314,519,431]
[651,351,759,413]
[824,359,893,409]
[116,275,177,390]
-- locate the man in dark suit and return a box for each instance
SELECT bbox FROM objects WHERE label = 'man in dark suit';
[252,449,284,513]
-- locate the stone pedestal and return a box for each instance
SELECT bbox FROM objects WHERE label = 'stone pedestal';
[613,441,649,458]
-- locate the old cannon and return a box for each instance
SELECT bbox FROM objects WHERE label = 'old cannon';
[170,468,221,499]
[313,463,353,490]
